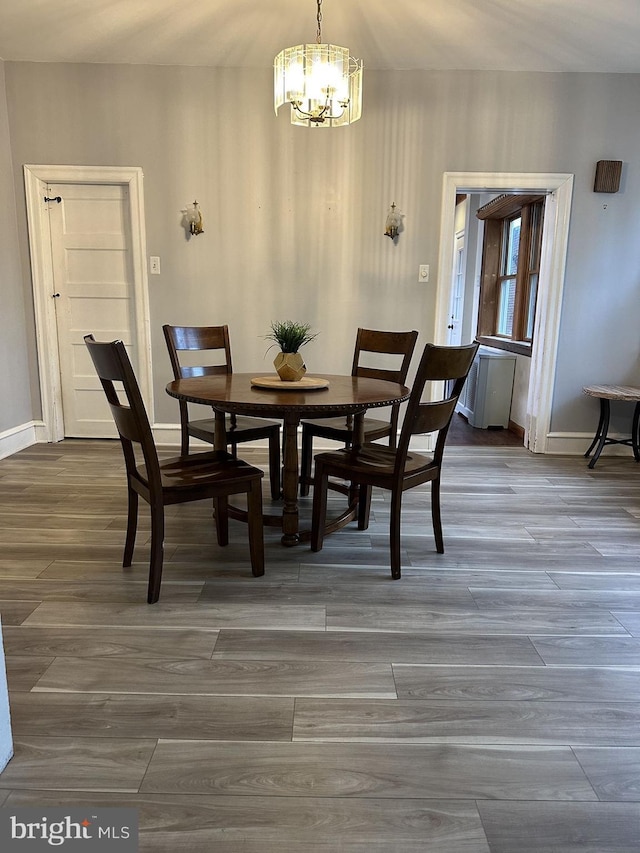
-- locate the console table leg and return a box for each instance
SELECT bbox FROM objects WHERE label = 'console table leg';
[588,398,610,469]
[585,401,606,458]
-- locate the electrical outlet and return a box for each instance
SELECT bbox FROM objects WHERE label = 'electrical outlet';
[150,256,161,275]
[418,264,430,283]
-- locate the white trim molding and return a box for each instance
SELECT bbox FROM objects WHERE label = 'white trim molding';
[436,172,574,455]
[23,164,152,442]
[0,422,39,460]
[545,431,638,458]
[3,422,603,460]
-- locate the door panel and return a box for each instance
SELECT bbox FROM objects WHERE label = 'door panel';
[48,183,136,438]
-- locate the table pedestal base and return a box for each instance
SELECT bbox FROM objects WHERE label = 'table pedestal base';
[226,481,358,545]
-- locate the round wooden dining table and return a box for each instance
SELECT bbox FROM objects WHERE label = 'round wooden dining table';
[166,373,410,546]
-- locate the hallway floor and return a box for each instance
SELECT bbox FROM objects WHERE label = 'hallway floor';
[447,412,523,446]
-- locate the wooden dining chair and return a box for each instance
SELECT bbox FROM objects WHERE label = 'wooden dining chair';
[163,324,282,500]
[310,341,479,578]
[85,335,265,604]
[299,327,418,496]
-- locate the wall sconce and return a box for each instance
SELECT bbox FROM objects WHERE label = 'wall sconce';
[185,200,204,236]
[384,202,403,242]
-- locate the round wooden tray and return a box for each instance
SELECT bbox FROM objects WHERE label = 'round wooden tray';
[251,376,330,391]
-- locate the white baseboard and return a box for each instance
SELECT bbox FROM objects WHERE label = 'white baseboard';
[5,422,621,461]
[544,431,637,457]
[152,423,184,447]
[0,422,40,460]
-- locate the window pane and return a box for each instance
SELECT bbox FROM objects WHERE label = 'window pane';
[503,217,521,276]
[526,273,538,340]
[497,277,516,336]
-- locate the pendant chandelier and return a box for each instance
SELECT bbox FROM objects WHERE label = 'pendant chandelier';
[274,0,363,127]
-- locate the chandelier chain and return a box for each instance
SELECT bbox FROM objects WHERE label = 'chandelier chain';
[316,0,323,44]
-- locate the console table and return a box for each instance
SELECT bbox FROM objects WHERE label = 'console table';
[583,384,640,468]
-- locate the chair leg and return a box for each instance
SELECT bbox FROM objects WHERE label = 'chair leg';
[268,430,281,500]
[214,496,229,546]
[123,486,138,568]
[358,484,372,530]
[389,490,403,579]
[632,402,640,462]
[246,480,265,577]
[180,422,190,457]
[310,463,329,552]
[431,476,444,553]
[300,426,313,496]
[147,502,165,604]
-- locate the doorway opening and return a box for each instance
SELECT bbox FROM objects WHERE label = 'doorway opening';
[435,172,574,454]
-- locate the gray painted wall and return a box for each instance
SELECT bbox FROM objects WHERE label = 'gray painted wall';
[3,64,640,435]
[0,61,32,434]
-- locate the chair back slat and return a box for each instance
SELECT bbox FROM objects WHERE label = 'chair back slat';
[177,364,228,378]
[109,404,145,443]
[355,365,405,383]
[411,397,458,437]
[418,344,480,382]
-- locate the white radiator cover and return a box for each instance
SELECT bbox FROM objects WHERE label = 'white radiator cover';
[458,347,516,429]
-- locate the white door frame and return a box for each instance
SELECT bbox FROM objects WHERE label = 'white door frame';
[24,164,153,442]
[435,172,574,453]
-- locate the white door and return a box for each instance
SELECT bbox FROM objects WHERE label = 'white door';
[447,229,465,346]
[47,183,137,438]
[25,165,151,444]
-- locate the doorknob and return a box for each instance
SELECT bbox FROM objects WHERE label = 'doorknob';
[52,293,60,298]
[447,323,454,329]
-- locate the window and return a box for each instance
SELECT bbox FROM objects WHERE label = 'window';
[476,194,545,354]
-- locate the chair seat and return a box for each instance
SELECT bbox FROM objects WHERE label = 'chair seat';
[315,442,436,486]
[135,452,264,494]
[301,415,392,443]
[188,415,280,444]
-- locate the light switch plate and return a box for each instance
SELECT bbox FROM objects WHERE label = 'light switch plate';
[418,264,429,283]
[150,256,161,275]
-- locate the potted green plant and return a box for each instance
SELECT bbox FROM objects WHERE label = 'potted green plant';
[265,320,317,381]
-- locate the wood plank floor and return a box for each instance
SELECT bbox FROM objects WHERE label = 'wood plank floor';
[0,439,640,851]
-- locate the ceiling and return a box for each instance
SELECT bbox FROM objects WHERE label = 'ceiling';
[1,0,639,73]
